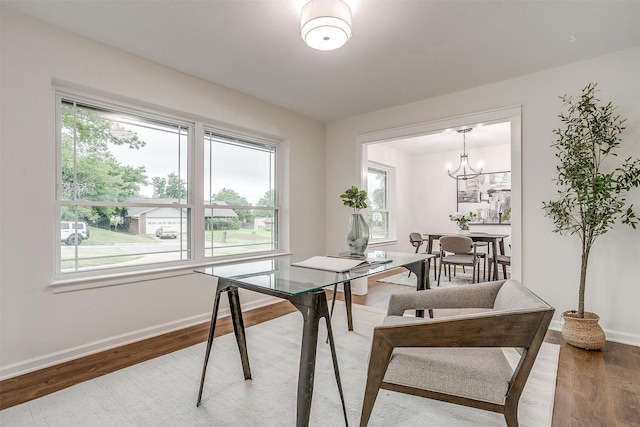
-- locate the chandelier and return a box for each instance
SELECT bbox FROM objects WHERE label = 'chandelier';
[447,128,483,180]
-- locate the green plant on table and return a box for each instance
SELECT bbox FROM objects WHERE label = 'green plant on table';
[340,186,368,212]
[449,211,477,230]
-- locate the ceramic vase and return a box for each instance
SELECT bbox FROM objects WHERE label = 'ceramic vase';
[456,224,470,235]
[346,213,370,256]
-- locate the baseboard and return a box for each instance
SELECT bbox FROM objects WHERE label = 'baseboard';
[549,320,640,347]
[0,295,278,381]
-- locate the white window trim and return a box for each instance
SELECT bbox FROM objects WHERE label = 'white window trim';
[367,162,396,243]
[51,85,288,292]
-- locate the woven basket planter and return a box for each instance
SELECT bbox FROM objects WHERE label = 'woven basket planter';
[561,310,606,350]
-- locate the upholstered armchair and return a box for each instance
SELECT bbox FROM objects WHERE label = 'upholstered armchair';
[359,280,554,427]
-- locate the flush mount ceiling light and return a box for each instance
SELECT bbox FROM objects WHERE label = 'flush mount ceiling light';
[447,128,483,180]
[301,0,352,51]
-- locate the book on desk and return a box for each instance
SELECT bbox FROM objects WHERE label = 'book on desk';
[291,255,392,273]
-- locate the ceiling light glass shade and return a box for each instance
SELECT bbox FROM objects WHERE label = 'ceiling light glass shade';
[447,128,483,180]
[301,0,352,51]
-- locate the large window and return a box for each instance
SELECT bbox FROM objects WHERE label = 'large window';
[367,165,391,240]
[56,91,281,280]
[204,131,278,257]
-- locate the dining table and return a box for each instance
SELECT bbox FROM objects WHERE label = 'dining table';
[423,232,509,281]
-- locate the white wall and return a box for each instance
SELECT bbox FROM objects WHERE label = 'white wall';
[0,9,326,378]
[326,47,640,345]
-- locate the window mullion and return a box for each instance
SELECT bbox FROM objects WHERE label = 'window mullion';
[191,123,206,262]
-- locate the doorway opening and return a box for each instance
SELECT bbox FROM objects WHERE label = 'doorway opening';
[357,106,522,279]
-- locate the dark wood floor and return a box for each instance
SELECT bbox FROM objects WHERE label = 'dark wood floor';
[1,269,638,426]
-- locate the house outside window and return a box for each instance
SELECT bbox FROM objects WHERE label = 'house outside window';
[55,90,282,282]
[367,164,392,240]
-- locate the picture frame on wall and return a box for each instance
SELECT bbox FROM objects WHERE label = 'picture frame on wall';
[457,171,511,224]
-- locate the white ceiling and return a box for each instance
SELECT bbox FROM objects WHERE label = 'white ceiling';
[381,121,511,154]
[2,0,639,124]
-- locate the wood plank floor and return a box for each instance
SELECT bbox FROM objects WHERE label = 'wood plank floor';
[1,269,639,426]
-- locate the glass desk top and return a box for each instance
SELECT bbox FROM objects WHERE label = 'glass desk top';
[195,251,432,296]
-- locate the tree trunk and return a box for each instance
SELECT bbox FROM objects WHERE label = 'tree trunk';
[578,244,591,318]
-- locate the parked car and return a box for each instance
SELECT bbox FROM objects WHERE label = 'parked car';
[155,226,178,239]
[61,221,90,245]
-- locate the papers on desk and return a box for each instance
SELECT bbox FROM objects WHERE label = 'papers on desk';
[292,256,391,273]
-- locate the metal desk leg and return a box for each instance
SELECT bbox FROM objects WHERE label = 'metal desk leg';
[197,282,251,407]
[197,282,225,406]
[329,283,339,318]
[405,259,433,318]
[228,287,251,380]
[329,280,353,331]
[343,281,353,331]
[290,291,348,427]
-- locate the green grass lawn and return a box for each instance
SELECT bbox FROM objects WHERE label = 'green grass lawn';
[83,227,159,245]
[205,229,273,244]
[61,254,144,269]
[62,228,273,268]
[82,228,272,245]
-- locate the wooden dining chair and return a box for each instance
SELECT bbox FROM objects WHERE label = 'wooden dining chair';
[488,254,511,280]
[437,235,480,285]
[408,232,439,279]
[409,232,423,253]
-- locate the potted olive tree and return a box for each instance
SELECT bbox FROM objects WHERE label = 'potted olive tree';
[543,83,640,350]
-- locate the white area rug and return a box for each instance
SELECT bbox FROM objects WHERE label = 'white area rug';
[1,302,559,426]
[377,270,485,287]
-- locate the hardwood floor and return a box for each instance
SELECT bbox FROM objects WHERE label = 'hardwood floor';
[1,269,639,426]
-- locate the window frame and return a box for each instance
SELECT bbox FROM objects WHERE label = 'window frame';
[52,87,286,291]
[202,127,281,260]
[366,162,395,242]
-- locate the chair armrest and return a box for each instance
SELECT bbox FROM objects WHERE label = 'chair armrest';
[375,308,553,348]
[386,280,505,316]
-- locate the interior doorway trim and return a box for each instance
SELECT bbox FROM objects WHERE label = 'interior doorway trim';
[356,105,523,280]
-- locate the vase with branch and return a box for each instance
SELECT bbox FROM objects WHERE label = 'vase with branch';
[340,186,370,256]
[542,83,640,349]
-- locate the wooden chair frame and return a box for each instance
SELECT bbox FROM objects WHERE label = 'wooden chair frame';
[359,281,554,427]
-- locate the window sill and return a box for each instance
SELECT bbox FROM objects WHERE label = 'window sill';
[49,252,292,294]
[368,239,398,247]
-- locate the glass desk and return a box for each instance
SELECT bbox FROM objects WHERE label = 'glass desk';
[194,251,432,427]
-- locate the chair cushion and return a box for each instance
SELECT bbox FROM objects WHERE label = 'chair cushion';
[383,347,513,405]
[441,254,476,265]
[493,280,548,311]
